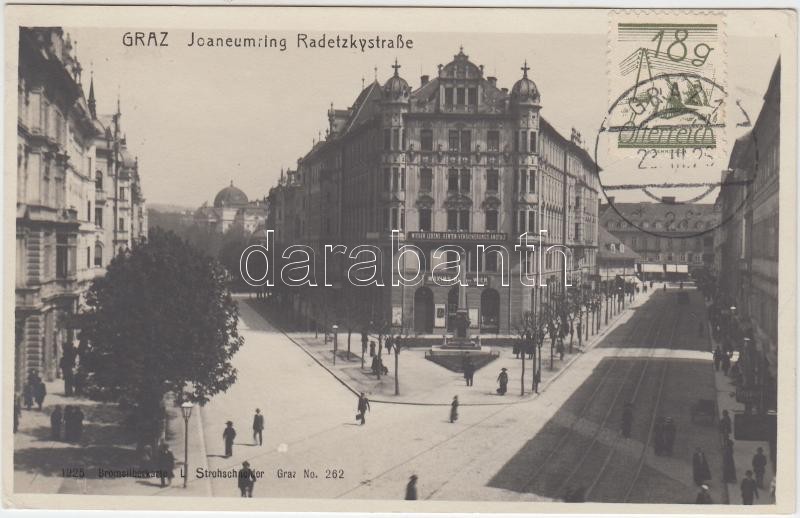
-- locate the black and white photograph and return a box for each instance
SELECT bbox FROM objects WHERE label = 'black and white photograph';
[4,5,796,513]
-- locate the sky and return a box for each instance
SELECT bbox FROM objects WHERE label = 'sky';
[65,24,780,208]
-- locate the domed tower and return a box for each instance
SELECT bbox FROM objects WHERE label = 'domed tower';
[380,59,411,233]
[511,60,543,237]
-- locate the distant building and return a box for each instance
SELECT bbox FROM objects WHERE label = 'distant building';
[597,226,641,287]
[15,28,146,390]
[599,200,720,279]
[194,181,268,234]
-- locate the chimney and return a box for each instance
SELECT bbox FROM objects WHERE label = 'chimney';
[662,196,676,204]
[420,75,429,86]
[501,87,508,95]
[487,76,497,87]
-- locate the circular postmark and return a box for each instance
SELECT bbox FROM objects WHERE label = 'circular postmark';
[595,72,756,239]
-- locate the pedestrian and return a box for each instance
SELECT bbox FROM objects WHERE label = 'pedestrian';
[405,474,418,500]
[741,470,759,504]
[721,352,731,376]
[752,447,767,488]
[621,402,633,438]
[158,444,175,487]
[385,335,393,355]
[692,447,711,486]
[722,437,737,483]
[223,421,237,457]
[695,484,713,504]
[238,461,257,497]
[369,341,376,357]
[463,358,474,387]
[22,379,34,410]
[50,405,63,440]
[713,346,723,371]
[719,410,732,439]
[252,408,264,446]
[356,392,370,425]
[450,396,459,423]
[33,379,46,410]
[13,395,20,433]
[60,348,75,396]
[662,417,677,456]
[513,343,520,359]
[653,416,665,456]
[496,368,508,395]
[576,321,583,348]
[371,355,379,375]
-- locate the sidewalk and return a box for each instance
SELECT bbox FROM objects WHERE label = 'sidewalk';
[705,319,774,505]
[13,379,211,497]
[244,289,652,407]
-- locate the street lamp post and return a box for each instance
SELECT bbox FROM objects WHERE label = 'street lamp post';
[180,402,194,489]
[332,325,339,365]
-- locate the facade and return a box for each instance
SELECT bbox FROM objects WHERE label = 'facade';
[597,226,641,286]
[599,200,720,279]
[267,49,600,336]
[15,28,147,391]
[715,59,779,411]
[194,182,268,234]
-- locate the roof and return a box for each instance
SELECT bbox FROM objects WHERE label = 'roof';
[597,226,642,261]
[214,182,249,208]
[600,202,720,232]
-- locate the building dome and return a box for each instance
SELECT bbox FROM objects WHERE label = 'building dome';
[214,181,249,208]
[511,61,541,105]
[383,59,410,100]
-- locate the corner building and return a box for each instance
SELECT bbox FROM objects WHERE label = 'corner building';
[273,50,600,336]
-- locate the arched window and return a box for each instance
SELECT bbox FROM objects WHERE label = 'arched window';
[95,170,103,190]
[94,242,103,267]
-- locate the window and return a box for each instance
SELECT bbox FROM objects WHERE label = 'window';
[485,210,498,231]
[392,128,400,150]
[95,171,103,190]
[486,170,499,192]
[419,209,432,231]
[447,169,459,192]
[384,168,391,191]
[86,246,91,269]
[390,167,405,192]
[447,210,458,231]
[519,169,536,193]
[459,210,470,231]
[420,129,433,151]
[56,233,68,278]
[487,131,500,152]
[119,217,125,231]
[446,210,469,231]
[95,207,103,227]
[529,131,538,154]
[528,211,536,233]
[383,128,391,150]
[459,169,471,192]
[444,88,454,106]
[87,201,92,221]
[420,168,433,192]
[449,130,460,151]
[456,87,465,106]
[460,130,471,153]
[467,87,478,106]
[119,187,127,201]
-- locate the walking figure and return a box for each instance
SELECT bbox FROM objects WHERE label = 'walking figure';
[621,402,633,438]
[722,437,737,482]
[356,392,370,425]
[158,444,175,487]
[741,470,759,504]
[223,421,237,457]
[50,405,63,440]
[369,341,376,358]
[496,368,508,395]
[252,408,264,446]
[721,352,731,376]
[22,378,34,410]
[385,336,393,355]
[463,358,475,387]
[719,409,732,439]
[713,346,723,371]
[405,475,418,500]
[450,396,459,423]
[692,447,711,486]
[752,447,767,488]
[33,379,46,410]
[238,461,257,497]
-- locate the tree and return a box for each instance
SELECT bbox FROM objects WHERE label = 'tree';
[78,229,244,449]
[392,320,413,396]
[512,312,535,396]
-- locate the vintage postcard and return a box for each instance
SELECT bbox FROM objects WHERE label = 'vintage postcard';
[3,4,796,514]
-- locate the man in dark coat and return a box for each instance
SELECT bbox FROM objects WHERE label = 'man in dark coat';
[463,359,475,387]
[238,461,257,497]
[741,470,759,504]
[357,392,370,425]
[22,379,34,410]
[33,379,46,410]
[158,444,175,487]
[223,421,237,457]
[60,347,76,396]
[252,409,264,446]
[693,447,712,486]
[496,368,508,395]
[621,403,633,438]
[405,475,418,500]
[713,346,723,371]
[719,409,732,439]
[752,447,768,488]
[50,405,63,440]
